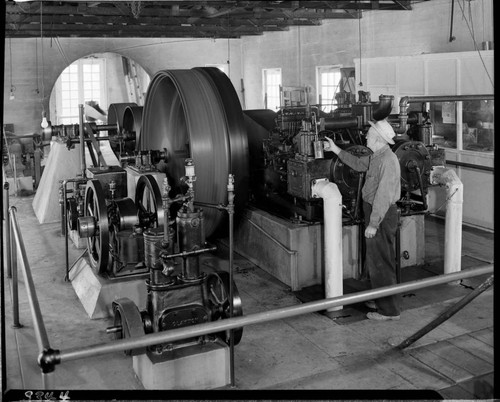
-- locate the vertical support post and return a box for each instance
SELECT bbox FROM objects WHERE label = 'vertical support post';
[10,208,18,281]
[395,208,401,284]
[227,174,236,388]
[9,207,22,328]
[59,182,66,236]
[79,104,86,178]
[42,372,55,390]
[4,182,12,278]
[12,154,18,195]
[63,181,70,281]
[34,148,42,189]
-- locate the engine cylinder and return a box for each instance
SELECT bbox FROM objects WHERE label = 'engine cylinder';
[144,228,166,285]
[177,209,205,281]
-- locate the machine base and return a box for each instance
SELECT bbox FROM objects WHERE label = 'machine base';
[69,257,147,319]
[233,208,360,291]
[399,213,425,267]
[69,229,86,249]
[5,176,33,195]
[133,340,230,390]
[233,207,425,291]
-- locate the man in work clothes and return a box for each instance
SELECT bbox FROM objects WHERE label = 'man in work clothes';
[324,119,402,320]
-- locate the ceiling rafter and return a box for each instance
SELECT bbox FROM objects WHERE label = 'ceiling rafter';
[4,0,416,39]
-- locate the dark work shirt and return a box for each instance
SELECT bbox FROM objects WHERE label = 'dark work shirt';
[338,145,401,228]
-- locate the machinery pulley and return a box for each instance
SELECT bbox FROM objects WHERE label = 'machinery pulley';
[79,179,110,274]
[207,271,244,346]
[330,145,372,199]
[392,140,431,192]
[66,198,78,231]
[122,105,143,153]
[111,298,146,356]
[107,102,138,156]
[140,67,249,237]
[135,174,165,230]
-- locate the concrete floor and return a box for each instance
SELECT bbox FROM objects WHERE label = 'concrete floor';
[1,193,495,399]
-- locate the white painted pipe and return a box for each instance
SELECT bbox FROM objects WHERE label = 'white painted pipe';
[430,167,464,274]
[312,179,343,311]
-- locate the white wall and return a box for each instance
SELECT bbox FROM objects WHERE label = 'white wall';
[3,37,243,144]
[240,0,494,109]
[3,0,494,230]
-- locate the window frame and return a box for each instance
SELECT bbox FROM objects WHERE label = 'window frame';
[55,57,107,125]
[316,65,342,113]
[262,68,282,111]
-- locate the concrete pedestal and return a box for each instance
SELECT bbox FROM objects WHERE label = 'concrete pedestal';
[33,141,120,224]
[233,207,425,291]
[69,257,147,319]
[133,340,229,390]
[5,176,33,195]
[233,208,360,291]
[69,229,87,249]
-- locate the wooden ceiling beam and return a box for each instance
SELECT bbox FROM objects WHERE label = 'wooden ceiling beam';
[5,13,324,26]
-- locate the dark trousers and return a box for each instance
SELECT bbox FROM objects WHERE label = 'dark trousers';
[363,201,400,316]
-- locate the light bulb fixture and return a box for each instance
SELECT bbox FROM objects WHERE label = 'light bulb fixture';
[41,111,49,128]
[9,86,16,101]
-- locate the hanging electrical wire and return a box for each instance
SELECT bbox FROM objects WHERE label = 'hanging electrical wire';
[357,1,363,87]
[54,37,71,68]
[9,38,16,100]
[456,0,494,89]
[40,2,48,128]
[40,4,45,108]
[227,13,231,78]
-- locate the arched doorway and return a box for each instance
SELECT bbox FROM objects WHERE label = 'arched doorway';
[48,52,150,125]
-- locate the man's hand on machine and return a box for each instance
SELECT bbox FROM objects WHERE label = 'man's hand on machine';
[323,136,342,155]
[365,225,377,238]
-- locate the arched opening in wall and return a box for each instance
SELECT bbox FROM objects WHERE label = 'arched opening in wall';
[48,52,151,125]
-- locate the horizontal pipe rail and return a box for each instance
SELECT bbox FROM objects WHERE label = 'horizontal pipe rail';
[57,264,493,364]
[9,206,51,351]
[402,94,494,104]
[446,160,494,173]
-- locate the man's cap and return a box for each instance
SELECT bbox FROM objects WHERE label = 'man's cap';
[368,119,396,145]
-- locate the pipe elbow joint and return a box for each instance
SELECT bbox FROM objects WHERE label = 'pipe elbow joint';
[38,348,61,374]
[311,180,342,202]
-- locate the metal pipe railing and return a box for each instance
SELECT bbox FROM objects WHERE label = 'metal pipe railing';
[54,264,493,366]
[397,274,494,349]
[4,182,12,278]
[9,206,54,388]
[446,160,494,173]
[7,194,493,388]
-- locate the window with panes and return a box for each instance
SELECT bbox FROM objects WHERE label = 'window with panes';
[316,66,341,113]
[58,58,105,124]
[262,68,282,111]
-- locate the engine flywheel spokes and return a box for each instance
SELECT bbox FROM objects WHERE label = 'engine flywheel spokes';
[135,174,165,230]
[83,179,109,274]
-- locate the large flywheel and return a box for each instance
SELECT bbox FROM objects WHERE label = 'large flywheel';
[107,102,138,156]
[122,105,143,153]
[135,174,165,230]
[140,68,249,237]
[79,179,110,274]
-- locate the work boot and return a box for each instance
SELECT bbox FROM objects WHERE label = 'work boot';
[365,300,377,310]
[366,311,400,321]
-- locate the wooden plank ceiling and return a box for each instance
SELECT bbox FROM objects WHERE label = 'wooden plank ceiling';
[5,0,416,39]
